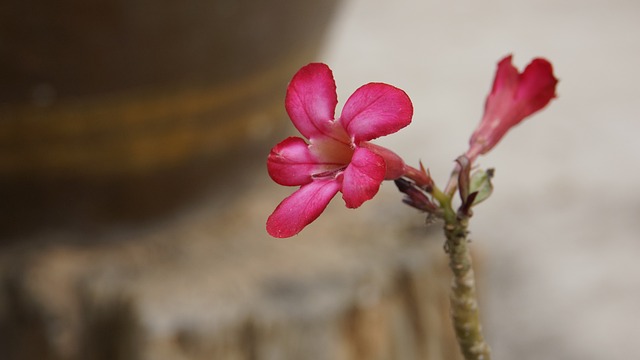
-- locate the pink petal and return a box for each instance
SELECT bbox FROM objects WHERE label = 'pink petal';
[341,147,386,208]
[267,137,320,186]
[488,55,520,102]
[475,55,520,129]
[515,58,558,119]
[266,179,341,238]
[339,83,413,143]
[285,63,344,141]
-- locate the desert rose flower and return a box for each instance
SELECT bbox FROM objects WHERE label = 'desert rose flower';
[266,63,418,238]
[466,55,558,161]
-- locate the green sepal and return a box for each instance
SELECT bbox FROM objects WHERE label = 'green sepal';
[469,168,494,206]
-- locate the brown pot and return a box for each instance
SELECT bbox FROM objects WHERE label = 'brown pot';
[0,0,340,238]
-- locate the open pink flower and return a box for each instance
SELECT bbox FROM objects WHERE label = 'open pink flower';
[467,55,558,161]
[267,63,413,238]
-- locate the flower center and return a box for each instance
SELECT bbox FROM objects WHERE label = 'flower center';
[311,166,348,180]
[308,136,354,180]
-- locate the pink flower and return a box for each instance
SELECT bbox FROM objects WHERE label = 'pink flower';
[467,55,558,161]
[266,63,413,238]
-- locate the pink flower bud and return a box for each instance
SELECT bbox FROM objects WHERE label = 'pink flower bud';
[467,55,558,161]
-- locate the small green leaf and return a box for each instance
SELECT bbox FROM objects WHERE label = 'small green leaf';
[469,168,494,206]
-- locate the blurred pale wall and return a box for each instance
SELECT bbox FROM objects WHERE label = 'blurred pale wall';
[316,0,640,358]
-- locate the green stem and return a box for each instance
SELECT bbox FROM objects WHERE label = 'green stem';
[443,215,491,360]
[408,172,491,358]
[431,185,456,224]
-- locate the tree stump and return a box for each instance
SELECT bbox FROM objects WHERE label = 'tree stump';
[0,168,463,360]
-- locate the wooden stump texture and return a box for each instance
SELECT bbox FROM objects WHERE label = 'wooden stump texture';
[0,168,463,360]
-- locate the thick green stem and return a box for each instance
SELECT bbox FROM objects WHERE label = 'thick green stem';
[411,175,491,359]
[443,216,491,360]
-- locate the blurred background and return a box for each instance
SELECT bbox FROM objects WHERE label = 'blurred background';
[322,0,640,359]
[1,0,639,359]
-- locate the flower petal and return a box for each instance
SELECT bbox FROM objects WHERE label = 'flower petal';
[285,63,341,140]
[488,55,520,103]
[267,137,320,186]
[266,179,341,238]
[339,83,413,142]
[515,58,558,119]
[341,147,386,208]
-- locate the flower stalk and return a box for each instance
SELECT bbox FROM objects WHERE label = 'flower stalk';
[401,177,492,360]
[444,213,491,360]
